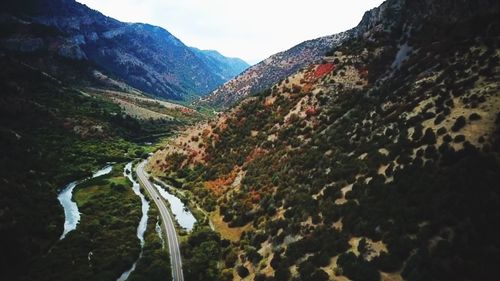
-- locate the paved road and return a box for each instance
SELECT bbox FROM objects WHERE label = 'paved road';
[136,161,184,281]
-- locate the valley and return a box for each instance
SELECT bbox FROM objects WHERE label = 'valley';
[1,0,500,281]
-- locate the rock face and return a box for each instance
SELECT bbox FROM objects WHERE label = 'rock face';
[0,0,249,100]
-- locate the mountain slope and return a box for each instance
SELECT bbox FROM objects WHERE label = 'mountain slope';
[200,0,500,109]
[1,0,246,100]
[200,32,350,108]
[149,0,500,280]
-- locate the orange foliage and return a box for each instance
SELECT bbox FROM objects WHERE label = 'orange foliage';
[245,148,268,162]
[202,128,211,137]
[204,168,240,196]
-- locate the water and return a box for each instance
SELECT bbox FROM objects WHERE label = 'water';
[155,217,165,250]
[153,183,196,231]
[117,162,150,281]
[58,164,113,240]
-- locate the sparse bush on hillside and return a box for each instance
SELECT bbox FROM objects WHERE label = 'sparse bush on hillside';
[451,116,467,132]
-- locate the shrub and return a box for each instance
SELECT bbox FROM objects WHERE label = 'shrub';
[454,135,466,143]
[451,116,466,132]
[469,113,481,121]
[443,134,452,143]
[237,265,249,278]
[436,127,447,135]
[224,250,238,268]
[422,128,436,145]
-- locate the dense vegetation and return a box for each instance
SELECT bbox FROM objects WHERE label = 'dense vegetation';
[152,2,500,280]
[29,164,141,280]
[129,202,171,281]
[0,56,177,279]
[182,227,225,281]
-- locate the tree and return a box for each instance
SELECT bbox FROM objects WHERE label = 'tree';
[469,113,481,121]
[237,265,249,278]
[421,128,436,145]
[224,250,238,268]
[451,116,466,132]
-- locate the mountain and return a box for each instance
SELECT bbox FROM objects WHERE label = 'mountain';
[200,0,500,109]
[199,32,350,108]
[149,0,500,280]
[191,47,249,81]
[1,0,247,100]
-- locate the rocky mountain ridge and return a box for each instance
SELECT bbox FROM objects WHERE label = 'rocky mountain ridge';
[1,0,249,100]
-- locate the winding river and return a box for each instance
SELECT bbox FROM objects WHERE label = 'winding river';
[58,164,113,240]
[117,162,150,281]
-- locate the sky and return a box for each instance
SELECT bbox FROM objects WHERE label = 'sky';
[77,0,385,64]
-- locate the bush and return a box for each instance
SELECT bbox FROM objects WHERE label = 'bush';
[469,113,481,121]
[451,116,466,132]
[443,134,452,143]
[422,128,436,145]
[454,135,466,143]
[224,250,238,268]
[237,265,249,278]
[436,127,447,135]
[434,114,445,125]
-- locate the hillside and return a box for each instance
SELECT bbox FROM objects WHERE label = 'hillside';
[149,0,500,280]
[1,0,248,100]
[199,32,350,108]
[200,0,500,109]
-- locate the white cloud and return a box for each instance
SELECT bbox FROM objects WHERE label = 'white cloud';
[77,0,385,64]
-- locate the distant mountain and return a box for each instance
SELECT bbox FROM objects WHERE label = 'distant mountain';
[1,0,247,100]
[191,48,249,81]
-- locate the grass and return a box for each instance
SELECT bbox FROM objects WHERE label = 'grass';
[210,209,253,242]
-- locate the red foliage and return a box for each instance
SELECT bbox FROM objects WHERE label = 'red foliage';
[249,191,261,203]
[314,63,335,78]
[189,150,198,158]
[305,106,319,116]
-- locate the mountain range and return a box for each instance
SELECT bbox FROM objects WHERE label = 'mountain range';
[1,0,249,101]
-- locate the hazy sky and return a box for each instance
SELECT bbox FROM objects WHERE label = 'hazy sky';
[77,0,385,64]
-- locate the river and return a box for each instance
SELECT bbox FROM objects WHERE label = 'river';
[116,162,150,281]
[153,182,196,231]
[58,164,113,240]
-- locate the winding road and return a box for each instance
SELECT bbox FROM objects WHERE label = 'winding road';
[136,161,184,281]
